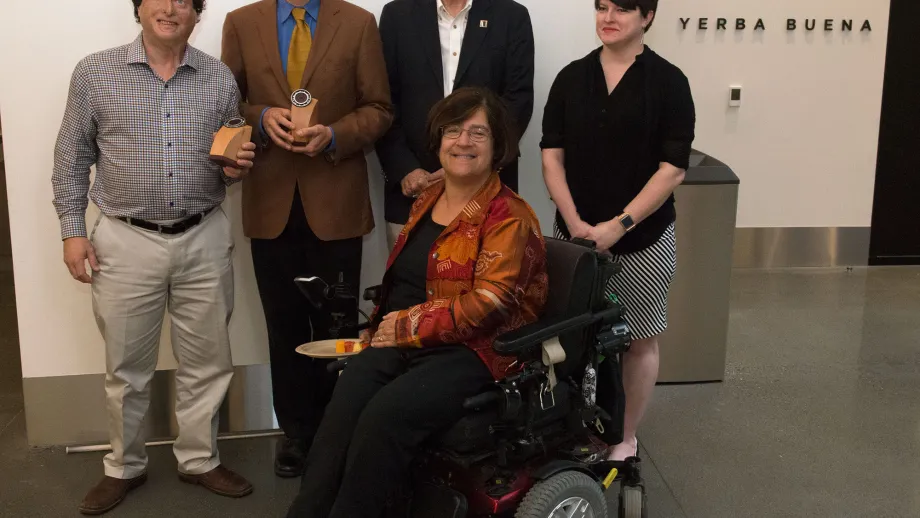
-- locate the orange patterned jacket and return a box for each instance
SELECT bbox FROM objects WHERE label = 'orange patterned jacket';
[370,173,548,380]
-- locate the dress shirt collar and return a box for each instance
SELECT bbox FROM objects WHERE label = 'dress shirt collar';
[127,33,200,70]
[438,0,472,20]
[278,0,321,26]
[633,44,650,64]
[592,44,650,67]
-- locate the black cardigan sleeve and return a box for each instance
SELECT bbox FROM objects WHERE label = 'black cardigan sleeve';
[540,66,570,150]
[657,68,696,170]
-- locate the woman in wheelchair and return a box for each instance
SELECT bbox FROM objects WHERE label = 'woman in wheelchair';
[285,87,548,518]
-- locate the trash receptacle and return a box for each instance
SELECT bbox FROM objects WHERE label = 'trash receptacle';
[657,151,739,383]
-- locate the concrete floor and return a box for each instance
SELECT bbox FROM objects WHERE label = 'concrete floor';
[1,265,919,517]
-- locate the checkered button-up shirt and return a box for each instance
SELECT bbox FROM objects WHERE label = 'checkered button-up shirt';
[52,34,242,239]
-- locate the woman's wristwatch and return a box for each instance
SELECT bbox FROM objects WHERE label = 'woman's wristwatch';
[617,212,636,232]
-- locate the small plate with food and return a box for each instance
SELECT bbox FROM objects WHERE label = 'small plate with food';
[296,338,367,358]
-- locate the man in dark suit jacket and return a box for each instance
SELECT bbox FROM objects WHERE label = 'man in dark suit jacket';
[376,0,535,248]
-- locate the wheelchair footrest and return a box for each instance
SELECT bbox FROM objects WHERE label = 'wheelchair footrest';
[590,457,642,486]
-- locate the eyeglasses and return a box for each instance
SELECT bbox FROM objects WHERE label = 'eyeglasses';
[441,125,492,143]
[152,0,191,9]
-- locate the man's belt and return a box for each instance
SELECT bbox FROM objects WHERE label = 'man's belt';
[118,207,215,235]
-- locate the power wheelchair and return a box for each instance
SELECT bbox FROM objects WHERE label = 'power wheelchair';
[296,237,648,518]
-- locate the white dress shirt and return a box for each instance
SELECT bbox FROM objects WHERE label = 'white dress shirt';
[437,0,473,97]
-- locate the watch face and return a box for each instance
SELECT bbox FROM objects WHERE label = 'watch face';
[224,116,246,128]
[621,214,635,230]
[291,89,313,107]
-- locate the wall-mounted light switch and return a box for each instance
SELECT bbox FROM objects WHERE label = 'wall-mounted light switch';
[729,85,742,107]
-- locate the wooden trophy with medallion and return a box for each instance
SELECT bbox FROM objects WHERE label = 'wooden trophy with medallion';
[290,89,319,146]
[209,116,252,167]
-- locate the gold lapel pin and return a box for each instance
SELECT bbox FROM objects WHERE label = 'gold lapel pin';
[480,20,488,28]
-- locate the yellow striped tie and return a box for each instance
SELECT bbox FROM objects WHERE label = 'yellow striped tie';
[287,8,313,91]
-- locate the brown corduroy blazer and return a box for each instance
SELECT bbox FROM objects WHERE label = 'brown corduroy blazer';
[221,0,393,240]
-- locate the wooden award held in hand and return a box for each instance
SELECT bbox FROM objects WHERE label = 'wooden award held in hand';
[209,117,252,168]
[290,89,319,146]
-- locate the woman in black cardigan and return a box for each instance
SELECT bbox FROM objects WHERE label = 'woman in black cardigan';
[540,0,695,461]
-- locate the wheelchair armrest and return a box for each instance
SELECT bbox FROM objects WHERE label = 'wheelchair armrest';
[493,306,625,356]
[462,391,500,410]
[492,313,594,356]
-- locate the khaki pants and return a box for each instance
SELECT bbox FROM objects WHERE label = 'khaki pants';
[89,209,234,479]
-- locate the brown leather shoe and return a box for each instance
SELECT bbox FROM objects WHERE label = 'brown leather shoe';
[79,473,147,515]
[178,465,253,498]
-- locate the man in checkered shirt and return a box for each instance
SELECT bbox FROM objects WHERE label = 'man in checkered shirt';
[52,1,256,514]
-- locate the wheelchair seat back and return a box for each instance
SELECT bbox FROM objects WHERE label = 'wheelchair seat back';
[433,239,607,455]
[541,238,602,379]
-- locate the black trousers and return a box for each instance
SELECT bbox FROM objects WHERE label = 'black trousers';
[251,192,363,442]
[285,346,494,518]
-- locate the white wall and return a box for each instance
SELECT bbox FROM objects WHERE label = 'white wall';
[0,0,393,378]
[0,0,890,379]
[643,0,889,228]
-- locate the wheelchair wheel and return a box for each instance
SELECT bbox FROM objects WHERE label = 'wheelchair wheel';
[618,484,647,518]
[515,471,607,518]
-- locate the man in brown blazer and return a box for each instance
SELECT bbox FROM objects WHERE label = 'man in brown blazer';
[221,0,392,478]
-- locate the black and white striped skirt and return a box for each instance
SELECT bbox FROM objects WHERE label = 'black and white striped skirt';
[554,222,677,340]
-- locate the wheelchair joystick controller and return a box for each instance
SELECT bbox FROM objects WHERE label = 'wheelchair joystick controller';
[294,272,368,340]
[325,272,358,339]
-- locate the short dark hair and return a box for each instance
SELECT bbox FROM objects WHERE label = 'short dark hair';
[595,0,658,32]
[132,0,206,22]
[427,87,518,172]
